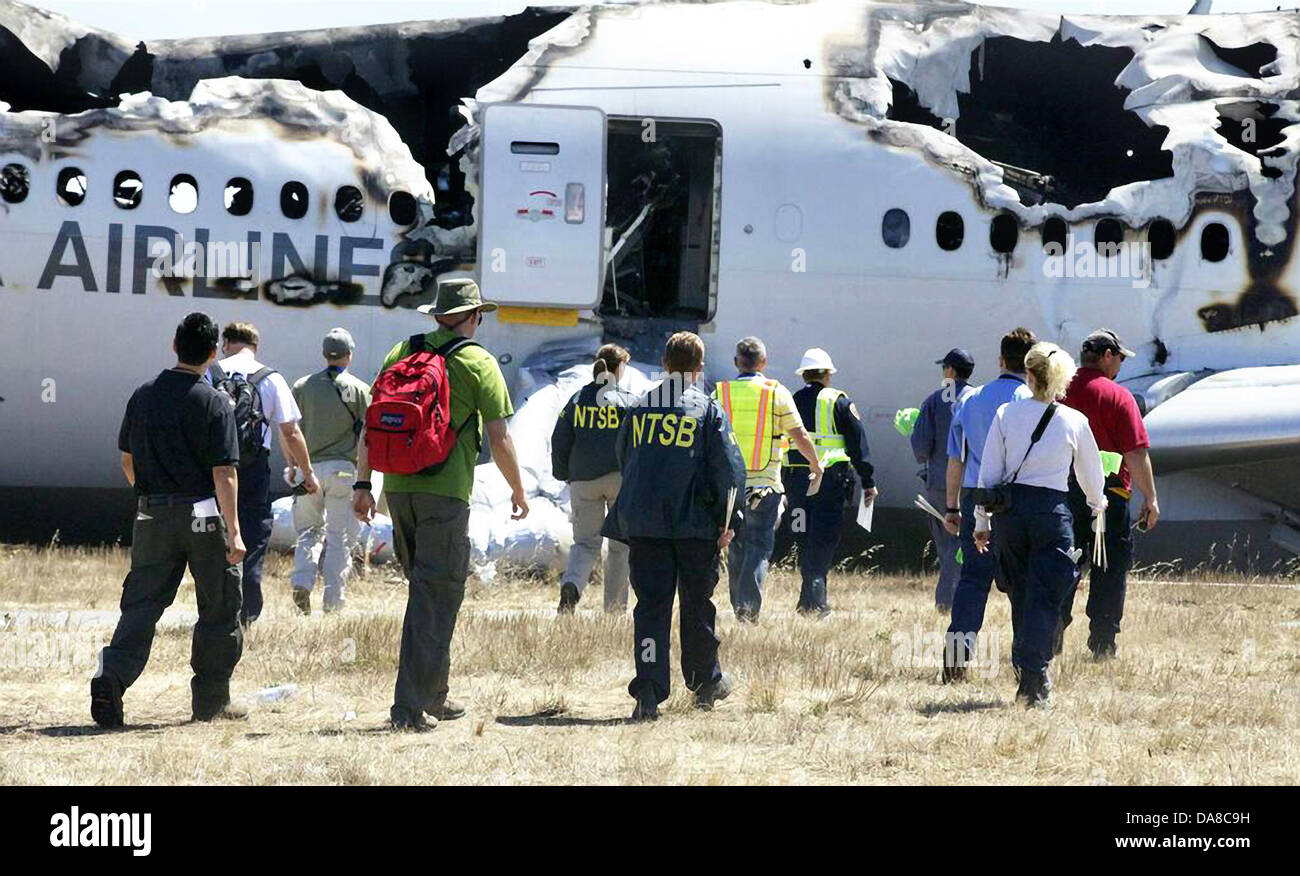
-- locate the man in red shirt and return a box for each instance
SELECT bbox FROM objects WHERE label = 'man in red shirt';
[1059,329,1161,660]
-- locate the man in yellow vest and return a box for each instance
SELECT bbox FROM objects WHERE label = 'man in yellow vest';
[713,337,823,621]
[783,348,877,617]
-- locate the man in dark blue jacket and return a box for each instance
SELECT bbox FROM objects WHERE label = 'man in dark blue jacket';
[910,348,975,612]
[603,331,747,721]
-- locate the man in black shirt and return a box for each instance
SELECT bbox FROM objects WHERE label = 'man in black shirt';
[92,313,247,727]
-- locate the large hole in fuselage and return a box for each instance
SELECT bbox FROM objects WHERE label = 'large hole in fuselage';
[888,35,1175,208]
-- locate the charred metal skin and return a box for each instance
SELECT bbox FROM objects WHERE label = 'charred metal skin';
[1198,186,1300,333]
[826,3,1300,349]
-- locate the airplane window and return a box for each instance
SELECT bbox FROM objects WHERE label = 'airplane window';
[1,163,29,203]
[881,208,909,248]
[281,181,308,219]
[1201,222,1229,262]
[335,185,364,223]
[990,212,1018,254]
[169,174,198,214]
[936,211,964,251]
[1094,218,1124,256]
[225,177,253,216]
[1041,217,1067,252]
[1148,219,1175,260]
[389,190,417,226]
[56,167,87,207]
[113,171,143,210]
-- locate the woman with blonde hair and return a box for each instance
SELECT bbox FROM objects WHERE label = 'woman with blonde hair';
[972,342,1107,707]
[551,343,633,613]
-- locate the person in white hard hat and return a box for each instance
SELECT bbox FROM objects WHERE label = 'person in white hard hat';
[782,348,877,618]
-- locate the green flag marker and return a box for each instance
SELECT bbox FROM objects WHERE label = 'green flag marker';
[894,407,920,437]
[1099,450,1122,477]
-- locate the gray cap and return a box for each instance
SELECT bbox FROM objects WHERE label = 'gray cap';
[323,327,355,358]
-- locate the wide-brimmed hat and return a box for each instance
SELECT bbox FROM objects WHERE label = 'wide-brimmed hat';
[795,347,836,374]
[416,278,498,317]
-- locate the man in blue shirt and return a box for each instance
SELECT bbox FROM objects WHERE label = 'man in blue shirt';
[910,348,975,612]
[941,327,1036,681]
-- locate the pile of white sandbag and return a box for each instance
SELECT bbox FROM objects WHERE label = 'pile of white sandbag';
[468,337,659,582]
[269,335,659,581]
[268,496,397,565]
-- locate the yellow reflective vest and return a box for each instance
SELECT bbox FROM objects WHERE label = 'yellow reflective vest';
[713,377,781,473]
[786,386,850,468]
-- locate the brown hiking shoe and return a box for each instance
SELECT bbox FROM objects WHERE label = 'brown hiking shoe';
[291,588,311,615]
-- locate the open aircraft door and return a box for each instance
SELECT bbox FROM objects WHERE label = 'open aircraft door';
[477,103,606,310]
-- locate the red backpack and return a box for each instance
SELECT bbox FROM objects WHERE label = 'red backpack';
[365,334,479,475]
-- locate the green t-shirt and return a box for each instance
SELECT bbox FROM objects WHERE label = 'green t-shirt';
[373,327,514,501]
[292,368,371,465]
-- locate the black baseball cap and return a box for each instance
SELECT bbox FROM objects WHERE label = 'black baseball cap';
[1081,329,1136,358]
[936,348,975,371]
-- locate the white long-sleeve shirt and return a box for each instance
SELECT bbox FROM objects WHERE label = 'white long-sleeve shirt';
[974,398,1107,532]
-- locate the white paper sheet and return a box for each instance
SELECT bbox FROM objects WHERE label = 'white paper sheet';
[192,498,218,518]
[857,498,874,532]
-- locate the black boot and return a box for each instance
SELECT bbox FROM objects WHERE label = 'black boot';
[694,673,734,710]
[1015,668,1053,709]
[1088,636,1117,661]
[90,675,124,728]
[630,689,659,722]
[557,582,580,615]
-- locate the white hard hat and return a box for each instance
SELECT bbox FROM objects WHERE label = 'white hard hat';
[795,348,836,374]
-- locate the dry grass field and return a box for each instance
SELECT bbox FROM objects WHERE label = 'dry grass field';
[1,543,1297,785]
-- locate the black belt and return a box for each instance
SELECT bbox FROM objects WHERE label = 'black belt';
[138,494,211,509]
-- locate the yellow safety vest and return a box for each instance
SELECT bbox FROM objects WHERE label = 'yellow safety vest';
[714,378,780,473]
[787,387,850,468]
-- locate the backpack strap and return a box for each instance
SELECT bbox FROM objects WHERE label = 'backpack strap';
[437,337,484,452]
[1009,403,1057,484]
[248,366,275,386]
[405,333,480,359]
[329,373,362,433]
[435,337,481,358]
[206,363,225,386]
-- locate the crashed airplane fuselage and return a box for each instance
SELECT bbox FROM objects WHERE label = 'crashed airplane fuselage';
[1,0,1298,563]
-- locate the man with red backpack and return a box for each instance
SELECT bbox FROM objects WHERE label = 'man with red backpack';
[353,277,529,732]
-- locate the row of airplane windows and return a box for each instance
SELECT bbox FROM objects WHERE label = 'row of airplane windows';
[0,162,420,226]
[0,159,1230,263]
[881,208,1232,262]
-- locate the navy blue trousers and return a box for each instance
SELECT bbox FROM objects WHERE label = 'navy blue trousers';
[946,492,1002,662]
[237,450,272,624]
[783,464,854,612]
[628,537,723,704]
[993,485,1076,675]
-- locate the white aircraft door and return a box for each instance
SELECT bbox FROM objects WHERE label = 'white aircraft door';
[476,103,606,309]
